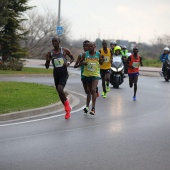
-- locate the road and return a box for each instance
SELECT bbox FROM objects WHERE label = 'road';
[0,68,170,170]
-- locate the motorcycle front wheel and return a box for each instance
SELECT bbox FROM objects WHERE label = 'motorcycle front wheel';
[113,77,119,88]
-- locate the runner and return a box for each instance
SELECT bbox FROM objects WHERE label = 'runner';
[45,37,74,119]
[126,47,143,101]
[99,40,112,98]
[80,41,104,115]
[74,40,92,113]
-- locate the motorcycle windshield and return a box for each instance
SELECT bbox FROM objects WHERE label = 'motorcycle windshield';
[113,56,122,62]
[168,54,170,61]
[112,56,123,68]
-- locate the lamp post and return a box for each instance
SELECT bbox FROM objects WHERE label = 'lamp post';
[58,0,61,26]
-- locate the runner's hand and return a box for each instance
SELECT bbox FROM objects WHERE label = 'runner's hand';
[66,62,70,67]
[83,61,88,66]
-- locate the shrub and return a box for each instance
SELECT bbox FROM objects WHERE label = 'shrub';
[0,59,25,71]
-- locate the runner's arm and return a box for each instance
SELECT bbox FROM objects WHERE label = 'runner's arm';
[45,52,51,69]
[140,56,143,66]
[126,56,134,69]
[74,55,82,68]
[79,53,88,66]
[63,48,74,67]
[99,53,104,65]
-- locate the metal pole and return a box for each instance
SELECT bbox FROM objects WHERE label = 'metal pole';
[58,0,61,26]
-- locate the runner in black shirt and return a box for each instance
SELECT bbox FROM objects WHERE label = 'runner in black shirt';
[45,37,74,119]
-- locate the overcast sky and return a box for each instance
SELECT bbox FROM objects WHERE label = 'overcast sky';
[28,0,170,43]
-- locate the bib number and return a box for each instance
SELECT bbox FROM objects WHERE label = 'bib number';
[132,62,139,68]
[87,63,96,72]
[54,58,64,67]
[104,56,109,63]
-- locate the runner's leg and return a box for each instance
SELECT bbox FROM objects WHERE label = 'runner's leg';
[91,79,98,109]
[133,75,138,97]
[83,81,91,113]
[129,75,133,88]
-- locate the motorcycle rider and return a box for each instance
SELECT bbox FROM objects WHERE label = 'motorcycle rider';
[113,45,124,81]
[99,40,113,98]
[110,41,117,54]
[159,47,169,76]
[126,47,143,101]
[121,45,128,74]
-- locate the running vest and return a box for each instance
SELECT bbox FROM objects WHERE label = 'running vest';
[83,51,100,77]
[50,47,67,69]
[128,54,140,74]
[100,48,111,69]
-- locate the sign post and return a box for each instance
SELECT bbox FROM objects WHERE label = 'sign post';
[56,26,64,36]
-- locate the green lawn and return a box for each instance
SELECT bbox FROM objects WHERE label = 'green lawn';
[0,67,53,74]
[0,82,59,114]
[142,58,162,67]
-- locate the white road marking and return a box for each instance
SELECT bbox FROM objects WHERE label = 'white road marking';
[0,90,87,127]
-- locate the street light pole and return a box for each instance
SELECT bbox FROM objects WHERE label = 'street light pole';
[58,0,61,26]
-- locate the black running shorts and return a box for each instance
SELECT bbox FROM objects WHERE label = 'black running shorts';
[53,67,68,88]
[100,69,110,78]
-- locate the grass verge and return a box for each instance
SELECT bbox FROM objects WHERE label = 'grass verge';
[0,67,53,74]
[142,59,162,67]
[0,82,59,114]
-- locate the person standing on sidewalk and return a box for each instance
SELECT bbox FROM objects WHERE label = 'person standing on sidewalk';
[80,41,104,115]
[126,47,143,101]
[45,37,74,119]
[99,40,112,98]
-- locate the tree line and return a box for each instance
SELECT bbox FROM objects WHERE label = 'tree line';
[0,0,170,63]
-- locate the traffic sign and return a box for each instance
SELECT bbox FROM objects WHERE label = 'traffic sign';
[56,26,64,35]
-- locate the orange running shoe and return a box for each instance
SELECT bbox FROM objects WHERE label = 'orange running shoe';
[64,98,72,119]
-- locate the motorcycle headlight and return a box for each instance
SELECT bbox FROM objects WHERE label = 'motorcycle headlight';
[111,67,117,72]
[118,65,124,72]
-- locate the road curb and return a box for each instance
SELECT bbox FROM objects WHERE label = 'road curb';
[0,93,82,123]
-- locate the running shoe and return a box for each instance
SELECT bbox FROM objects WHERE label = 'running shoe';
[103,92,107,98]
[101,91,105,96]
[64,98,72,119]
[106,85,110,92]
[133,96,136,101]
[83,106,89,113]
[89,108,95,115]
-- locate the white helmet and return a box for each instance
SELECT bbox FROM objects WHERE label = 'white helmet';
[164,47,169,51]
[110,41,117,46]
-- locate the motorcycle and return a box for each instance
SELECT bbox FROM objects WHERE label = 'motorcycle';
[160,58,170,81]
[110,55,124,88]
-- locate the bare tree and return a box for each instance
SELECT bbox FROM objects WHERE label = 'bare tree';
[22,9,71,59]
[151,34,170,56]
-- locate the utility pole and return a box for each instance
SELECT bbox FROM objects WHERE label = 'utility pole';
[58,0,61,26]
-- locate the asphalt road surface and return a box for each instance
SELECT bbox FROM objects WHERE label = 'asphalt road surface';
[0,68,170,170]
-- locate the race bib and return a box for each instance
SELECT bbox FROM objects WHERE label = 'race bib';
[104,56,109,63]
[54,58,64,67]
[86,62,96,72]
[132,62,139,68]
